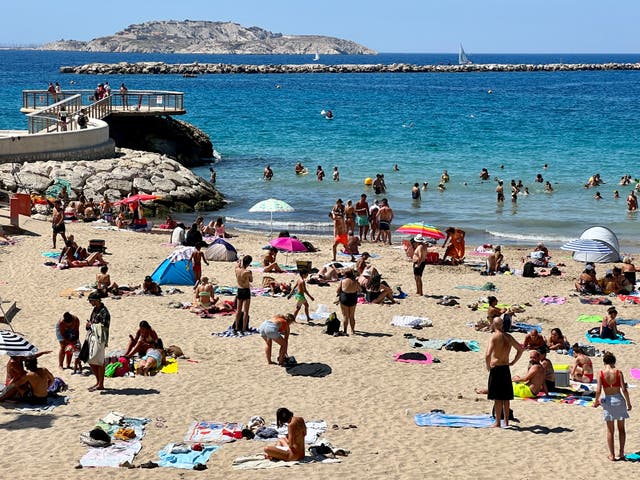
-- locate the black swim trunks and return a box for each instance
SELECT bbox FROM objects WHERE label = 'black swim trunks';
[487,365,513,400]
[378,220,390,231]
[236,287,251,300]
[413,261,426,276]
[52,223,65,233]
[339,291,358,307]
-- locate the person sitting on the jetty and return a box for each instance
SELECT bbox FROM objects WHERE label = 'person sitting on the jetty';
[479,167,490,181]
[264,407,307,461]
[194,276,215,307]
[258,314,295,366]
[294,162,305,175]
[124,321,159,358]
[135,339,165,376]
[570,344,594,383]
[0,358,54,404]
[56,312,79,369]
[547,327,570,351]
[511,350,547,398]
[263,164,274,181]
[593,351,632,462]
[620,257,636,288]
[523,329,547,350]
[442,227,465,265]
[187,242,209,285]
[575,264,601,294]
[486,246,503,274]
[288,270,314,321]
[263,247,284,273]
[600,307,619,340]
[184,223,203,247]
[96,265,119,297]
[142,275,162,295]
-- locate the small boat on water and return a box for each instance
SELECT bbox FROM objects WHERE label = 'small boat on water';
[459,44,472,65]
[313,52,320,61]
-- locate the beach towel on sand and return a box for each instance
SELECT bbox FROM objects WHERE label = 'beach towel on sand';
[11,395,68,414]
[80,415,150,467]
[394,352,433,364]
[585,332,633,345]
[391,316,432,328]
[515,391,594,407]
[455,282,497,291]
[577,314,603,323]
[160,358,179,374]
[232,453,341,470]
[414,413,494,428]
[157,443,219,469]
[629,368,640,380]
[619,294,640,304]
[579,297,612,305]
[184,421,241,443]
[540,296,566,305]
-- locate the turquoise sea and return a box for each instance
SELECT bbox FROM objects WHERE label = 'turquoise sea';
[1,51,639,250]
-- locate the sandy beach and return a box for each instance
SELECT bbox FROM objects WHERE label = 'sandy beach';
[1,208,639,479]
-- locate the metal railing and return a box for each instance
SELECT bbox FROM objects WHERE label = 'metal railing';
[22,90,184,113]
[26,95,83,134]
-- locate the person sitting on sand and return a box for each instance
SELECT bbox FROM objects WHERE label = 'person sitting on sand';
[523,329,546,350]
[486,246,503,274]
[193,276,215,307]
[0,358,54,404]
[611,267,633,293]
[575,265,601,294]
[355,252,371,276]
[124,321,159,358]
[258,314,295,365]
[537,345,556,393]
[600,307,619,340]
[263,247,284,273]
[511,350,547,397]
[135,339,165,376]
[593,352,632,461]
[570,344,594,383]
[547,327,570,351]
[361,269,397,305]
[344,231,361,258]
[59,242,105,268]
[56,312,80,369]
[142,275,162,295]
[442,227,465,265]
[184,223,204,247]
[620,257,637,288]
[96,265,119,296]
[264,407,307,461]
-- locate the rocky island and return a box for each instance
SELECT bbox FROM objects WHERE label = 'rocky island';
[40,20,376,55]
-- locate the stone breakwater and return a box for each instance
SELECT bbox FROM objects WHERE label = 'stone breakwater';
[0,148,224,212]
[60,62,640,75]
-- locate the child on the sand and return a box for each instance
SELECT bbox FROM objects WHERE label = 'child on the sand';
[288,271,314,321]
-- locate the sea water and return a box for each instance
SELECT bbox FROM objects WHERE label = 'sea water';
[1,51,639,250]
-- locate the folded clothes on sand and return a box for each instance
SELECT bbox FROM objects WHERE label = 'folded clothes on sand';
[391,316,433,328]
[414,413,494,428]
[157,442,219,469]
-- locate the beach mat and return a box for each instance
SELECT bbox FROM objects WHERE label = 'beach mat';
[9,395,68,414]
[414,412,494,428]
[630,368,640,380]
[540,296,566,304]
[618,294,640,304]
[577,314,603,323]
[232,453,341,470]
[157,443,219,469]
[184,421,242,443]
[455,282,497,291]
[585,333,633,345]
[579,297,612,305]
[391,316,432,328]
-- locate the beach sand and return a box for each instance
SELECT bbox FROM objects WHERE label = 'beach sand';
[0,209,638,479]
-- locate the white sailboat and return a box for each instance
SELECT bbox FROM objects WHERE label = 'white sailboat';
[458,43,472,65]
[313,52,320,61]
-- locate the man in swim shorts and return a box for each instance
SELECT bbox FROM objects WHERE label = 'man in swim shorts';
[512,350,546,398]
[355,194,370,241]
[331,199,348,261]
[51,200,67,248]
[376,198,393,245]
[234,256,253,333]
[483,317,523,427]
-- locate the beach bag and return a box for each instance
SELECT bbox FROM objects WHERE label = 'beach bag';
[105,361,122,378]
[114,356,130,376]
[523,262,536,278]
[78,339,90,363]
[325,312,340,335]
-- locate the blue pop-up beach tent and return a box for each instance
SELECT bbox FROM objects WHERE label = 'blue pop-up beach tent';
[151,247,196,285]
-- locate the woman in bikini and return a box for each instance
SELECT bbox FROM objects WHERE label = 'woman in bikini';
[337,270,361,335]
[124,321,159,358]
[593,352,632,461]
[600,307,619,340]
[547,328,570,351]
[136,339,166,376]
[258,314,295,365]
[570,344,594,383]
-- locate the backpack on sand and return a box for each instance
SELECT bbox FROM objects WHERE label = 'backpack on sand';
[523,262,536,278]
[325,313,340,335]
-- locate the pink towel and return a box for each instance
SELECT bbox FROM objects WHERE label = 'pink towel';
[394,352,433,364]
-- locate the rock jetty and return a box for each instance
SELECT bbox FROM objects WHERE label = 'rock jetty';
[0,148,224,212]
[60,62,640,75]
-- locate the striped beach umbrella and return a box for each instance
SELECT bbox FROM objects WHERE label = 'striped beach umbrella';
[0,330,39,357]
[249,198,295,235]
[395,223,446,240]
[561,239,615,263]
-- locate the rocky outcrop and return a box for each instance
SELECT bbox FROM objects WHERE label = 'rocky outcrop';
[105,116,214,167]
[60,61,640,75]
[41,20,376,55]
[0,149,224,212]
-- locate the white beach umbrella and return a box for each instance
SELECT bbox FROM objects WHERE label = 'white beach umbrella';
[560,239,615,263]
[0,330,39,357]
[248,198,295,235]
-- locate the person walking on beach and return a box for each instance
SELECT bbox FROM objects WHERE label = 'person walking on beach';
[188,242,209,285]
[593,352,632,461]
[234,256,253,332]
[289,270,314,322]
[483,317,523,428]
[51,200,67,249]
[412,235,428,296]
[355,194,370,241]
[86,292,110,391]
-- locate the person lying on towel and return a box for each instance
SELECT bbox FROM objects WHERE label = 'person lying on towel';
[511,350,547,398]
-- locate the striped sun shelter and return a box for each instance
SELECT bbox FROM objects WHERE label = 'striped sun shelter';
[0,330,39,356]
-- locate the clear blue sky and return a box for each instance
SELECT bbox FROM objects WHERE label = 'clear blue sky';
[2,0,639,53]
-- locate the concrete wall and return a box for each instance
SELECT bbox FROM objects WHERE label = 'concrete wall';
[0,119,115,164]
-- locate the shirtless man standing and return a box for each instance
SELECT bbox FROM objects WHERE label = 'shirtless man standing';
[512,350,547,397]
[481,317,523,428]
[355,194,370,241]
[376,198,394,245]
[264,407,307,461]
[51,200,67,248]
[412,236,428,296]
[234,256,253,332]
[331,199,348,261]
